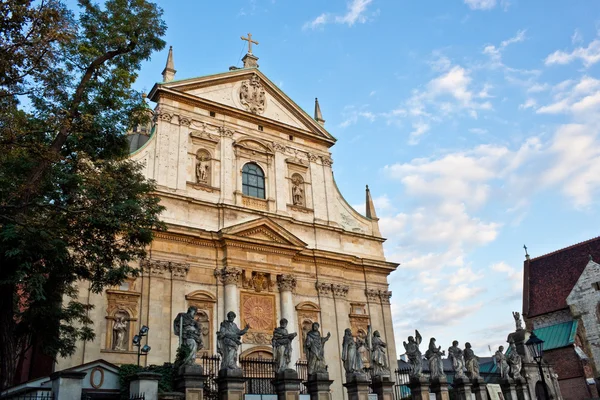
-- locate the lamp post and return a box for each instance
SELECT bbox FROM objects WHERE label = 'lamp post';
[525,332,550,400]
[132,325,151,367]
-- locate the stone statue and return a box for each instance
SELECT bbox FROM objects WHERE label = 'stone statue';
[173,306,204,366]
[217,311,249,371]
[272,318,297,373]
[112,315,128,351]
[342,329,363,375]
[403,330,423,378]
[464,342,480,379]
[512,311,523,330]
[356,333,370,367]
[196,155,210,184]
[304,322,330,375]
[448,340,466,379]
[425,338,445,380]
[292,179,304,206]
[495,346,510,379]
[507,340,523,379]
[369,326,390,377]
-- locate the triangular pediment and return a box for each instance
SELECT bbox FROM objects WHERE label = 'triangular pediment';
[148,68,335,146]
[220,217,307,248]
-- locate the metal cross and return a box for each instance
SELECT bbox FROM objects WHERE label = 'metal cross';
[241,32,259,54]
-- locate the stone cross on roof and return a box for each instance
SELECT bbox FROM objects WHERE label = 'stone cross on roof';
[241,33,259,54]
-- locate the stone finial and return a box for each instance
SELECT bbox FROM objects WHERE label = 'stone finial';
[242,53,259,68]
[524,244,530,260]
[314,98,325,126]
[365,185,378,220]
[162,46,176,82]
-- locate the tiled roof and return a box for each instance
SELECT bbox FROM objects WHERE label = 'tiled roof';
[533,320,577,351]
[526,236,600,317]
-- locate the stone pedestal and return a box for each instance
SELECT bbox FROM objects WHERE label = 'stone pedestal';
[500,378,518,400]
[306,372,334,400]
[514,377,530,400]
[452,377,473,400]
[343,372,371,400]
[50,371,86,400]
[174,365,206,400]
[470,377,488,400]
[430,377,450,400]
[408,377,430,400]
[216,368,246,400]
[273,369,303,400]
[371,375,394,400]
[129,372,161,400]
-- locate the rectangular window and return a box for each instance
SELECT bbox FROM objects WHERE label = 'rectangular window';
[209,111,216,117]
[258,125,263,131]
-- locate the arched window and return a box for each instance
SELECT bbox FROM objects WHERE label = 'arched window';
[242,163,265,199]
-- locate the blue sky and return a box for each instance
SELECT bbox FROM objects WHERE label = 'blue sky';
[131,0,600,357]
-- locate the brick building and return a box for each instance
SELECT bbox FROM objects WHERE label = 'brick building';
[523,237,600,399]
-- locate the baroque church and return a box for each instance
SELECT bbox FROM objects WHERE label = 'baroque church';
[57,38,399,397]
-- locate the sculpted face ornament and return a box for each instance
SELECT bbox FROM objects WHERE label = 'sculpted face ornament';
[240,73,266,114]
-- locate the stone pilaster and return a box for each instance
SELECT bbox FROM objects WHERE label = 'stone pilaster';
[216,369,246,400]
[371,375,395,400]
[174,365,205,400]
[129,372,161,400]
[500,378,518,400]
[273,369,303,400]
[430,377,450,400]
[216,267,242,323]
[306,372,334,400]
[277,274,299,365]
[471,377,488,400]
[343,373,370,400]
[452,377,473,400]
[51,371,86,400]
[514,377,531,400]
[408,377,430,400]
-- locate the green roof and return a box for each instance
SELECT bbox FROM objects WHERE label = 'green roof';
[533,320,577,351]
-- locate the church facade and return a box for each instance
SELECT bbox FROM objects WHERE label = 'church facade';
[58,45,399,397]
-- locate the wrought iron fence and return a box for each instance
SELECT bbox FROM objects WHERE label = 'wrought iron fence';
[199,354,221,400]
[129,393,145,400]
[393,368,411,400]
[240,357,276,394]
[295,360,308,394]
[0,393,54,400]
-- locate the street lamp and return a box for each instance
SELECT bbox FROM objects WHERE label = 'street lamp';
[526,332,550,400]
[132,325,151,366]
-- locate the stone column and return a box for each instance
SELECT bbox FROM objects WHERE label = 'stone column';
[273,369,303,400]
[315,282,343,398]
[371,375,395,400]
[217,267,242,323]
[470,377,488,400]
[50,371,86,400]
[500,378,518,400]
[452,377,473,400]
[277,274,299,365]
[218,127,235,204]
[408,377,430,400]
[129,372,161,400]
[344,373,371,400]
[333,283,350,400]
[306,372,334,400]
[430,377,450,400]
[216,369,246,400]
[514,377,531,400]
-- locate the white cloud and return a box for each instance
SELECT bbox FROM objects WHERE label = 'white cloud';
[469,128,488,134]
[537,76,600,117]
[339,105,377,127]
[572,29,584,45]
[545,39,600,67]
[464,0,496,10]
[490,262,522,292]
[409,122,430,144]
[519,98,537,110]
[303,0,373,29]
[483,30,527,69]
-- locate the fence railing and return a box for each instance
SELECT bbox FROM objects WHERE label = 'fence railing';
[199,354,221,400]
[1,394,54,400]
[240,357,276,395]
[129,393,145,400]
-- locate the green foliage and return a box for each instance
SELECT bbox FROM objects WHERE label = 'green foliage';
[173,344,192,372]
[0,0,167,389]
[118,363,174,399]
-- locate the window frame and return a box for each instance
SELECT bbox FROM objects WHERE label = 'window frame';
[242,162,266,199]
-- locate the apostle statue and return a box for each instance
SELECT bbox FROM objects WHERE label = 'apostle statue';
[272,318,297,373]
[403,330,423,378]
[304,322,330,375]
[425,338,445,380]
[513,311,523,330]
[292,181,304,206]
[448,340,466,379]
[195,156,210,184]
[173,306,203,366]
[507,340,523,379]
[464,342,480,379]
[494,346,510,379]
[368,326,390,377]
[342,329,362,375]
[112,315,128,351]
[217,311,249,371]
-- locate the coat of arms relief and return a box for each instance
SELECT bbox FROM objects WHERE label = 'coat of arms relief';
[239,73,266,114]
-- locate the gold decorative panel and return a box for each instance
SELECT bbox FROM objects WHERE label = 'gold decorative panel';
[240,292,276,345]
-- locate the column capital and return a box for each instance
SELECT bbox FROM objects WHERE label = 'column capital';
[379,290,392,304]
[332,284,349,299]
[365,288,380,302]
[315,282,333,298]
[216,267,242,286]
[277,274,297,292]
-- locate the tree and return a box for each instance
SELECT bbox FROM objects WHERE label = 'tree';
[0,0,167,389]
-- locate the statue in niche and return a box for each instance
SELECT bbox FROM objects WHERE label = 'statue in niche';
[304,322,330,375]
[494,346,510,379]
[291,175,304,206]
[174,306,203,365]
[112,313,128,351]
[464,342,480,379]
[195,153,210,184]
[425,337,445,380]
[507,340,523,379]
[513,311,523,330]
[217,311,250,370]
[369,326,390,377]
[403,330,423,378]
[448,340,466,379]
[342,328,363,374]
[272,318,297,373]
